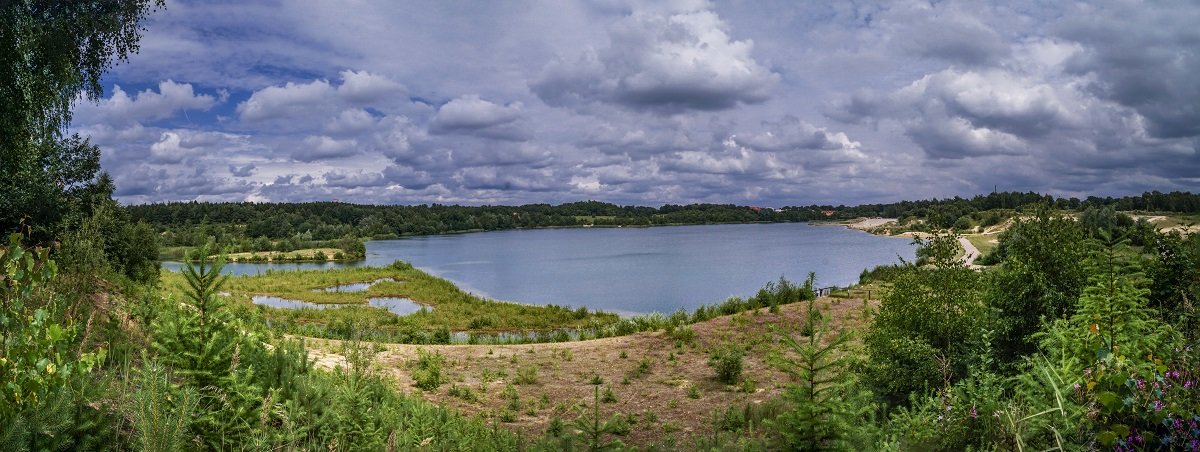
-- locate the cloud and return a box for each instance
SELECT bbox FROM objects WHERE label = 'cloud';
[430,95,530,141]
[533,6,778,112]
[236,70,406,123]
[236,79,335,122]
[68,1,1200,205]
[885,2,1010,66]
[294,135,360,162]
[229,163,257,177]
[73,80,218,126]
[322,170,388,188]
[1055,2,1200,139]
[338,70,406,103]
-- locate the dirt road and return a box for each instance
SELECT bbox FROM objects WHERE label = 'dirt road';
[959,236,982,269]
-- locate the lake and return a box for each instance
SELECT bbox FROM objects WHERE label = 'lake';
[165,223,915,314]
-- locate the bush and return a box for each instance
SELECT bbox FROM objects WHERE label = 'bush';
[411,348,446,390]
[708,347,744,384]
[515,366,539,385]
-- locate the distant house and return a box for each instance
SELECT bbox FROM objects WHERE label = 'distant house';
[821,210,836,217]
[750,206,761,212]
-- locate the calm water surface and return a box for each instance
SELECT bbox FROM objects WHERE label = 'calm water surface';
[168,223,915,314]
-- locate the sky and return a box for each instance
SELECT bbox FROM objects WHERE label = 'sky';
[70,0,1200,207]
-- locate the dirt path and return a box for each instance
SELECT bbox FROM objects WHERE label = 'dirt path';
[304,297,875,446]
[958,237,982,269]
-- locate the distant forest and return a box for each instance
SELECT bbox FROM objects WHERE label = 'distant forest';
[126,190,1200,246]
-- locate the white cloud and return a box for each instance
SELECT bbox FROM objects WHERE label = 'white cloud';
[73,80,217,126]
[431,95,524,133]
[534,6,778,112]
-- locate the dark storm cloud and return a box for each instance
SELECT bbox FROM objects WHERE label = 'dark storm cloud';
[1055,1,1200,139]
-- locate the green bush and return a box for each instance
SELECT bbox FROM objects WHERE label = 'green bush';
[708,347,744,384]
[411,348,446,391]
[515,366,539,385]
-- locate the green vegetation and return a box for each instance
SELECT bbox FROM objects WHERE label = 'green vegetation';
[6,5,1200,447]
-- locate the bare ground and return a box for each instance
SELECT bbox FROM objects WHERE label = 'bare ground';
[304,296,876,446]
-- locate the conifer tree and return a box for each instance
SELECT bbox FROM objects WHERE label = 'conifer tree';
[769,301,876,450]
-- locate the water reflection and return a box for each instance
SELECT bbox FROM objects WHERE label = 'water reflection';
[367,297,426,315]
[251,294,427,316]
[315,278,396,292]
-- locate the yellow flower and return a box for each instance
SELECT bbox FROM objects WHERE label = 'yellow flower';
[46,362,56,375]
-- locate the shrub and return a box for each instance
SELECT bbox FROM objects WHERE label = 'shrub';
[708,347,744,385]
[515,366,539,385]
[601,385,617,403]
[411,348,446,390]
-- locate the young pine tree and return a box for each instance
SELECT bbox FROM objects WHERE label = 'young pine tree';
[768,301,877,450]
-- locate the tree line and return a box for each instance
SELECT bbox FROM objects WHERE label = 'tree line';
[124,190,1200,246]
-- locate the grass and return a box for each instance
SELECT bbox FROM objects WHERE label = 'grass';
[965,234,999,255]
[160,261,622,343]
[160,259,820,345]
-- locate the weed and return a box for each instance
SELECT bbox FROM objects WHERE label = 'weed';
[515,365,539,385]
[448,384,478,403]
[601,385,617,403]
[499,409,517,423]
[688,385,702,399]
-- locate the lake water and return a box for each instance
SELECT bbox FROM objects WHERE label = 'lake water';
[168,223,915,314]
[251,294,426,316]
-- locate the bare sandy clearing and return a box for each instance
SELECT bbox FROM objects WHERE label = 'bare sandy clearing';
[304,297,875,446]
[847,217,897,230]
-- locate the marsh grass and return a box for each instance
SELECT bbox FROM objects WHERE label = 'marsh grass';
[161,260,818,346]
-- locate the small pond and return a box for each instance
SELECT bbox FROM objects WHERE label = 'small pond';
[252,295,337,311]
[251,294,427,316]
[313,278,396,293]
[367,297,427,316]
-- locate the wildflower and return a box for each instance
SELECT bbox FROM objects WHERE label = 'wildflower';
[969,406,978,419]
[1154,400,1165,412]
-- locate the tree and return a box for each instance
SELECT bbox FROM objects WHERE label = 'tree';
[987,209,1089,370]
[865,233,985,405]
[1,0,163,242]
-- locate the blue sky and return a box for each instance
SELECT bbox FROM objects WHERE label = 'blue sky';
[70,0,1200,206]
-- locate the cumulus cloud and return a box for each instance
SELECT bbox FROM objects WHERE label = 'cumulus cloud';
[323,169,388,188]
[68,1,1200,205]
[1056,2,1200,139]
[236,70,406,123]
[430,95,529,141]
[295,135,359,162]
[534,5,778,112]
[73,80,219,126]
[229,163,257,177]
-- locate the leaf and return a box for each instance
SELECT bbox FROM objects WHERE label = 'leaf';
[1097,431,1117,447]
[1111,424,1130,437]
[1097,391,1119,408]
